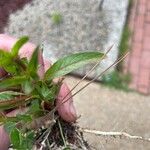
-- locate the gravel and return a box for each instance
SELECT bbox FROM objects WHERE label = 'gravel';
[4,0,129,78]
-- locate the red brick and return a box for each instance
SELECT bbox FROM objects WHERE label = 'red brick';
[147,0,150,11]
[138,2,146,15]
[129,20,134,31]
[139,0,147,5]
[133,28,143,42]
[129,0,138,30]
[124,0,150,94]
[135,15,144,28]
[138,68,150,86]
[143,36,150,50]
[128,57,140,75]
[129,75,138,89]
[145,13,150,23]
[132,74,139,83]
[138,86,149,94]
[144,24,150,37]
[131,42,142,57]
[140,51,150,68]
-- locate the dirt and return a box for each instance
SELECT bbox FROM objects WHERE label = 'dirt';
[38,119,90,150]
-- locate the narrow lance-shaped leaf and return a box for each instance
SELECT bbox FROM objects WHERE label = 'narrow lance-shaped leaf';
[4,122,17,133]
[0,95,32,110]
[10,128,22,148]
[27,46,39,77]
[0,50,21,75]
[0,49,12,67]
[0,76,27,89]
[22,80,33,94]
[0,91,24,100]
[11,36,29,57]
[44,52,105,80]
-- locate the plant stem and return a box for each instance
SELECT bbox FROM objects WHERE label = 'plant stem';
[80,128,150,142]
[58,120,67,147]
[40,130,51,150]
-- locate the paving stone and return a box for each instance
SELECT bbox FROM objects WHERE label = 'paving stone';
[138,68,150,87]
[66,76,150,149]
[4,0,129,79]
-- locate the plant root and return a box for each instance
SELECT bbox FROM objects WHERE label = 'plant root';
[35,118,91,150]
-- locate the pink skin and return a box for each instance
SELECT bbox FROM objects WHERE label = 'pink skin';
[0,34,77,150]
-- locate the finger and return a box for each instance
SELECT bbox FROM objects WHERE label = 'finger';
[0,125,9,150]
[0,34,35,58]
[43,58,51,72]
[43,59,77,122]
[56,83,77,122]
[0,34,45,78]
[0,108,27,150]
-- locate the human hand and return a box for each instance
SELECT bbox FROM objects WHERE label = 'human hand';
[0,34,77,150]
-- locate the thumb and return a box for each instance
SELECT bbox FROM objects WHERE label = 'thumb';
[0,125,10,150]
[56,83,77,122]
[43,59,77,122]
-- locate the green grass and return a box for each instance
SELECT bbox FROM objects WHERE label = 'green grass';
[101,71,131,91]
[119,25,131,56]
[51,12,63,25]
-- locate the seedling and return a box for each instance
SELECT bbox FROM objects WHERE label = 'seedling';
[0,36,105,149]
[51,12,63,25]
[0,37,128,149]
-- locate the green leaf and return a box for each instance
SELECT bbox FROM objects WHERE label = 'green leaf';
[0,76,27,89]
[11,36,29,57]
[0,91,24,100]
[4,121,16,133]
[0,95,34,110]
[10,128,22,148]
[27,46,39,78]
[0,50,22,75]
[35,82,58,101]
[22,80,34,94]
[63,147,71,150]
[16,114,32,123]
[51,11,63,25]
[22,131,34,149]
[28,100,41,114]
[45,52,104,80]
[0,49,20,74]
[45,84,59,100]
[0,116,19,124]
[20,57,28,65]
[4,64,20,75]
[35,82,49,99]
[0,49,12,67]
